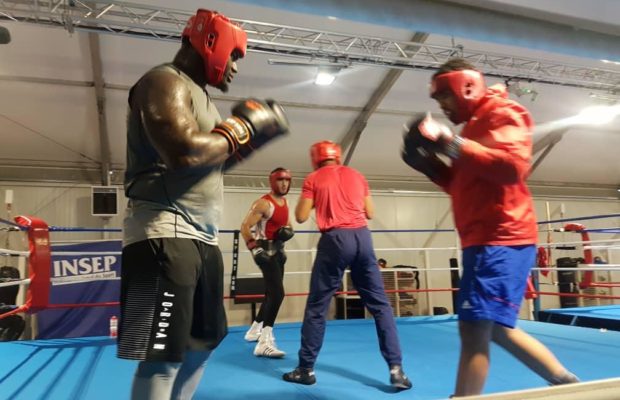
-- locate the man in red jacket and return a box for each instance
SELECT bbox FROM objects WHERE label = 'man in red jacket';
[401,58,579,397]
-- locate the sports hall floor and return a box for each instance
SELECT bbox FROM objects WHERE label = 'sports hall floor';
[1,315,619,400]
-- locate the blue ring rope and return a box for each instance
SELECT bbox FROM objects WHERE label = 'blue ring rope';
[33,213,620,234]
[0,218,26,230]
[537,213,620,225]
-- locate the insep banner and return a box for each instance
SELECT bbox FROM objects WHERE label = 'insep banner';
[36,240,121,339]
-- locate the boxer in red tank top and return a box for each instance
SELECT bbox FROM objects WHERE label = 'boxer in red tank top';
[240,167,294,358]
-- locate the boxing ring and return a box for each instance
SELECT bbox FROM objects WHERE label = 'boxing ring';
[538,305,620,331]
[1,213,620,399]
[1,317,620,400]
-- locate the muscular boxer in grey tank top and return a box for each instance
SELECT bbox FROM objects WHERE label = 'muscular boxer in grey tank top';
[124,63,223,246]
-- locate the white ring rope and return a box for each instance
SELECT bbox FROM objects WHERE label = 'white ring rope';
[50,251,122,256]
[532,267,620,271]
[51,239,123,244]
[235,239,617,256]
[539,238,620,247]
[36,233,620,289]
[51,276,120,286]
[45,239,615,258]
[0,279,31,288]
[238,246,459,254]
[0,248,29,257]
[584,245,620,250]
[375,247,459,251]
[232,264,620,280]
[232,266,620,279]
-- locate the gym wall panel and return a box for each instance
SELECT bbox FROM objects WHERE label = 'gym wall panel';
[0,182,618,327]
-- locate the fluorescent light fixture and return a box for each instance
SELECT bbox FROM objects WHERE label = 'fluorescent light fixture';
[314,66,340,86]
[601,59,620,65]
[574,104,620,125]
[315,72,336,86]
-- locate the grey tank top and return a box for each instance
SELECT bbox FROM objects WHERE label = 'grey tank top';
[123,63,223,246]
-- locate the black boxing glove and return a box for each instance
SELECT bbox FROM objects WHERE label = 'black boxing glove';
[401,143,448,181]
[247,239,270,266]
[213,98,289,154]
[222,100,290,171]
[405,112,463,159]
[275,226,294,242]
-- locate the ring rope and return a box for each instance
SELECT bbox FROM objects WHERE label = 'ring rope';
[50,251,122,256]
[538,213,620,225]
[0,248,30,257]
[7,212,618,323]
[0,217,26,229]
[0,279,31,288]
[539,238,620,247]
[532,266,620,270]
[584,245,620,250]
[48,226,122,232]
[31,212,620,235]
[51,276,120,285]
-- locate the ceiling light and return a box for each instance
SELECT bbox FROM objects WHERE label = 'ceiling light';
[573,104,620,125]
[315,72,336,86]
[314,66,340,86]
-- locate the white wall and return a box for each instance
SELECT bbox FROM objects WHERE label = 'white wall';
[0,181,618,329]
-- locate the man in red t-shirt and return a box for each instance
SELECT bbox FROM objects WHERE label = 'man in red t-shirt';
[282,141,411,390]
[241,168,294,358]
[401,58,578,397]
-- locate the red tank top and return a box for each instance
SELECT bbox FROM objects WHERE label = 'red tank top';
[259,194,289,240]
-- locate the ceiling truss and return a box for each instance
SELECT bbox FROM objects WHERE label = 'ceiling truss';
[0,0,618,92]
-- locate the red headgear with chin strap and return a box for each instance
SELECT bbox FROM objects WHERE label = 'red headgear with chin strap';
[182,9,247,87]
[310,141,341,170]
[269,168,291,195]
[430,69,486,124]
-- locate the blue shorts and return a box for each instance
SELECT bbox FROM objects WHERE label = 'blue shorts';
[457,245,536,328]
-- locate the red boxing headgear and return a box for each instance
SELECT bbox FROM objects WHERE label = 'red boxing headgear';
[269,168,291,196]
[310,141,341,170]
[182,9,247,87]
[430,69,486,124]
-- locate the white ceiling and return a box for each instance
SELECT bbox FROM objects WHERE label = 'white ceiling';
[0,0,618,195]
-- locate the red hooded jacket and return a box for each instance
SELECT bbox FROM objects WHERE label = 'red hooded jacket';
[432,85,538,248]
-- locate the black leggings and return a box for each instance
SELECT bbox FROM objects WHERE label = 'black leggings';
[255,252,286,327]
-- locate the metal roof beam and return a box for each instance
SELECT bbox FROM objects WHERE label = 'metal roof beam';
[87,32,112,186]
[228,0,620,61]
[340,32,429,165]
[0,1,618,92]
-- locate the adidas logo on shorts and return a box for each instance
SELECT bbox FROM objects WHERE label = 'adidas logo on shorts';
[461,300,472,309]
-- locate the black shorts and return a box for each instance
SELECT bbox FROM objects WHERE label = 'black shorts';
[117,238,227,362]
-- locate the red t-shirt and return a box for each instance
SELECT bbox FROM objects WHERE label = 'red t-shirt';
[431,85,538,248]
[301,165,369,232]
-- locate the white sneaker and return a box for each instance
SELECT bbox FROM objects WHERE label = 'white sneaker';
[254,341,286,358]
[244,320,263,342]
[253,326,285,358]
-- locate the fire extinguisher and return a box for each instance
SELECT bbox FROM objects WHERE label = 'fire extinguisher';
[109,315,118,338]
